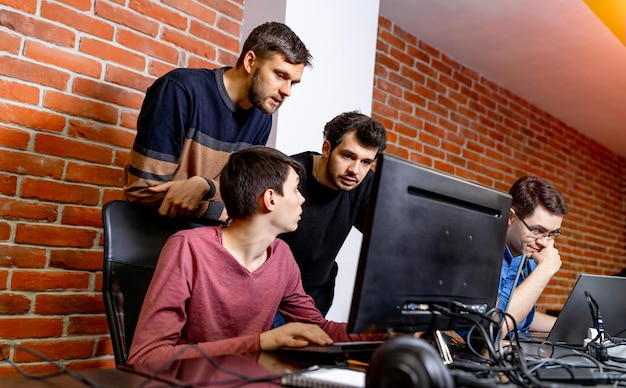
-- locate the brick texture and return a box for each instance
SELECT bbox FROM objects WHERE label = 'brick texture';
[0,1,624,374]
[0,0,244,374]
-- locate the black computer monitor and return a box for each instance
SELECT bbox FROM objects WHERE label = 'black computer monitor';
[348,153,511,334]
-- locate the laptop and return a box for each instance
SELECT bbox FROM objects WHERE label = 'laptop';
[518,274,626,346]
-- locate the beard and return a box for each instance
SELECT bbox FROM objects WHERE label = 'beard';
[248,69,281,114]
[324,160,359,192]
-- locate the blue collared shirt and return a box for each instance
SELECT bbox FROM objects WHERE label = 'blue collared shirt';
[497,246,537,332]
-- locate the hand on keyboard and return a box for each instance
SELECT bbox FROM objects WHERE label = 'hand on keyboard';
[260,322,333,350]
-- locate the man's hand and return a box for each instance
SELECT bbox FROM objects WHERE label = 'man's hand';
[259,322,333,351]
[149,176,211,217]
[503,239,562,334]
[530,239,561,277]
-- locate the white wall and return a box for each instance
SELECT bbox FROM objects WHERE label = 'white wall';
[242,0,381,322]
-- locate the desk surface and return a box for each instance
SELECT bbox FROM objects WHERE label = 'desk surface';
[1,368,163,388]
[0,352,323,387]
[3,344,625,387]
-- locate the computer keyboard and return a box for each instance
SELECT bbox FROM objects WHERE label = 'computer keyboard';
[280,340,384,355]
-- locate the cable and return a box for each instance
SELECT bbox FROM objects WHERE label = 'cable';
[0,342,105,388]
[499,253,528,343]
[428,303,541,386]
[394,297,626,387]
[441,302,563,387]
[585,290,606,342]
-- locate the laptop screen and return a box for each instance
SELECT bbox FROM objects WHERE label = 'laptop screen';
[547,274,626,346]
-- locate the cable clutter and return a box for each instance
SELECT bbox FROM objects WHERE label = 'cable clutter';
[365,300,626,387]
[4,295,626,387]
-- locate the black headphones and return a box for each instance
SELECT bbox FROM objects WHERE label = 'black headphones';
[366,336,454,388]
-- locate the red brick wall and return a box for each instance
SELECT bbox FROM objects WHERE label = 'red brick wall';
[373,17,626,313]
[0,0,243,374]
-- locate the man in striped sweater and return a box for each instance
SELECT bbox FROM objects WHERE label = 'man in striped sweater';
[124,22,312,223]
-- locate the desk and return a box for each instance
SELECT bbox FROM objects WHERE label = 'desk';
[3,345,625,387]
[0,368,165,387]
[0,352,321,387]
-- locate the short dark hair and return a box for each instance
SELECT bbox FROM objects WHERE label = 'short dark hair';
[220,146,305,219]
[510,176,569,219]
[323,111,387,156]
[236,22,312,67]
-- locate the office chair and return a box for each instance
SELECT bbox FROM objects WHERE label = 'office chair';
[102,200,201,365]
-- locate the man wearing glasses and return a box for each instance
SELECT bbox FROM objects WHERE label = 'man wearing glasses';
[498,176,569,334]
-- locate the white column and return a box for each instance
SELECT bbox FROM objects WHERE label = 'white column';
[242,0,381,322]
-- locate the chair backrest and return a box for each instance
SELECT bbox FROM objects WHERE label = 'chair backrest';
[102,200,200,365]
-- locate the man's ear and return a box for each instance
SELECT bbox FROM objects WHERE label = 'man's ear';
[242,51,257,75]
[321,140,331,157]
[508,208,515,226]
[261,189,276,212]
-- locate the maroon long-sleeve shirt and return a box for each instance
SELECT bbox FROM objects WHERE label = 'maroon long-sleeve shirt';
[127,226,381,364]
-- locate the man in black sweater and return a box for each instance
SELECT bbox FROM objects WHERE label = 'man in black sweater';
[279,111,387,316]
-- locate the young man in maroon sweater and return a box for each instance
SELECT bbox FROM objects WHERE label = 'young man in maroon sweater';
[127,146,384,365]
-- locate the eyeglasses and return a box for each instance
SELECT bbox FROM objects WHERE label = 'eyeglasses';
[514,212,561,240]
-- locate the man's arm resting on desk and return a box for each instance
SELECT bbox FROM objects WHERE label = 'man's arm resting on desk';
[529,311,556,333]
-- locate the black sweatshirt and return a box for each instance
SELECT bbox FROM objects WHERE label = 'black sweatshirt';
[279,151,373,315]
